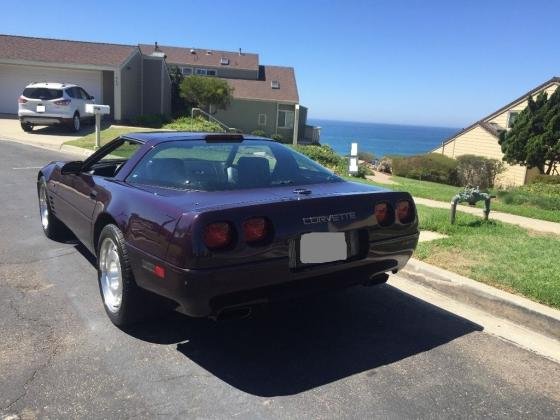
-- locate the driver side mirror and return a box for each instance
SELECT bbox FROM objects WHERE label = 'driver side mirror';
[61,160,84,175]
[89,95,95,100]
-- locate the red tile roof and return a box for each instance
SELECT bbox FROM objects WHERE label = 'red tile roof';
[226,66,299,103]
[140,44,259,71]
[0,34,137,68]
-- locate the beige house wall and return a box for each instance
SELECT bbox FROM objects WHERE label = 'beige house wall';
[438,125,527,187]
[488,84,559,128]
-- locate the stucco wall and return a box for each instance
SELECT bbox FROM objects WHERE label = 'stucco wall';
[102,70,114,119]
[214,98,280,136]
[142,58,163,115]
[119,52,141,120]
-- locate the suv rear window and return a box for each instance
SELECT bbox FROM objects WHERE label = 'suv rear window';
[22,88,63,100]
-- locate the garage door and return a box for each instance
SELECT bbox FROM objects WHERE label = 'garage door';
[0,63,103,114]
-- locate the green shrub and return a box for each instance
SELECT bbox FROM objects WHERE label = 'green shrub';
[271,134,284,142]
[497,183,560,211]
[162,116,223,132]
[251,129,266,137]
[393,153,458,185]
[132,114,170,128]
[456,154,505,189]
[358,151,375,163]
[291,144,369,178]
[530,174,560,185]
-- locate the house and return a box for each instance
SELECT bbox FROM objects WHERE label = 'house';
[0,34,318,144]
[432,77,560,186]
[139,43,319,144]
[0,34,171,120]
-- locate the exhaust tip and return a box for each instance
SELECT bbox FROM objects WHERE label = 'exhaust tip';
[214,306,253,321]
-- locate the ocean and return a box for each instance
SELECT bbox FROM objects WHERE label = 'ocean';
[308,119,459,158]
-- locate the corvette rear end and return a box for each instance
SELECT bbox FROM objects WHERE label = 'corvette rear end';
[128,185,419,317]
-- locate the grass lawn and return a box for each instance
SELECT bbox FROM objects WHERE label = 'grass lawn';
[65,126,157,150]
[415,204,560,309]
[65,117,223,151]
[358,175,560,223]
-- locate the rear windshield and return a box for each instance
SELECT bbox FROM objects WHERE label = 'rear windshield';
[127,140,342,191]
[22,88,63,100]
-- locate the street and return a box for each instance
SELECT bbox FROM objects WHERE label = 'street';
[1,140,559,419]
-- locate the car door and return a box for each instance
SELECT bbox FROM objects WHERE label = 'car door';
[62,138,142,246]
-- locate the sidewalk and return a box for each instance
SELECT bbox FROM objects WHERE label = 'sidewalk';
[414,196,560,235]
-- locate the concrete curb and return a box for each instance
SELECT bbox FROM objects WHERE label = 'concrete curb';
[400,258,560,341]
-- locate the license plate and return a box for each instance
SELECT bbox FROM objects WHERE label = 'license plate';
[299,232,347,264]
[36,105,45,113]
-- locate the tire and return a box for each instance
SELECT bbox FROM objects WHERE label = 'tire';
[71,112,81,132]
[37,176,65,240]
[21,122,33,132]
[97,224,144,327]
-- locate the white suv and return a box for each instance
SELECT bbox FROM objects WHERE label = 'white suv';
[18,82,95,132]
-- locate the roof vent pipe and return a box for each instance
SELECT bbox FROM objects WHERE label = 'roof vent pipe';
[238,48,242,56]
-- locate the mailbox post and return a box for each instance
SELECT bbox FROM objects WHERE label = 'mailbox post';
[348,142,359,176]
[85,104,110,150]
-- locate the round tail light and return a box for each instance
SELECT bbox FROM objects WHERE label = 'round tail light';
[396,200,414,224]
[374,202,393,226]
[242,217,269,243]
[203,222,233,249]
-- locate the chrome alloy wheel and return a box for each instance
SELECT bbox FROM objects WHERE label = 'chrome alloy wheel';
[39,183,49,230]
[99,238,123,313]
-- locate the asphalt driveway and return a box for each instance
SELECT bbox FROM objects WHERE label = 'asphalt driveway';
[1,140,560,418]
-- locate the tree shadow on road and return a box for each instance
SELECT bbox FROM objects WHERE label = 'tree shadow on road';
[125,283,482,397]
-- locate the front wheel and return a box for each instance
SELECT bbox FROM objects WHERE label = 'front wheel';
[37,177,65,240]
[97,224,143,327]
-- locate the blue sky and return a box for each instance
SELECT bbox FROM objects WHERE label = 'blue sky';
[3,0,559,127]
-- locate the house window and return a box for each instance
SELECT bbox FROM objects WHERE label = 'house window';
[194,68,217,76]
[181,67,193,76]
[271,80,280,89]
[507,111,519,128]
[258,113,267,126]
[277,109,294,129]
[220,57,229,65]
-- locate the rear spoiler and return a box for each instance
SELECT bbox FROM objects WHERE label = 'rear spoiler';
[205,134,244,142]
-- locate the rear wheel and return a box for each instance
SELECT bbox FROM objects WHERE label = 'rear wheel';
[97,224,144,327]
[21,122,33,132]
[37,177,65,240]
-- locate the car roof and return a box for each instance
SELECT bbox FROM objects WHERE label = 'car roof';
[24,82,77,89]
[122,132,273,144]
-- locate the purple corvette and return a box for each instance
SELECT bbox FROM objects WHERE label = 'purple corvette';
[37,132,419,326]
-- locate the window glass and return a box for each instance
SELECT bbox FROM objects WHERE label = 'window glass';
[182,67,193,75]
[22,88,63,100]
[195,68,207,75]
[99,140,141,161]
[127,140,341,191]
[79,88,91,99]
[278,110,294,128]
[258,113,266,126]
[206,69,217,76]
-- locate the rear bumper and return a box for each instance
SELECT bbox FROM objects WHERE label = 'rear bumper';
[128,233,419,317]
[19,115,72,125]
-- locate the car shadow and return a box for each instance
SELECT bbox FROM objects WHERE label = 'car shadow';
[72,242,482,397]
[31,119,111,136]
[124,281,482,397]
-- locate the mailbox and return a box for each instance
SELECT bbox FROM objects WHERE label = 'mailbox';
[85,104,110,115]
[86,104,111,150]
